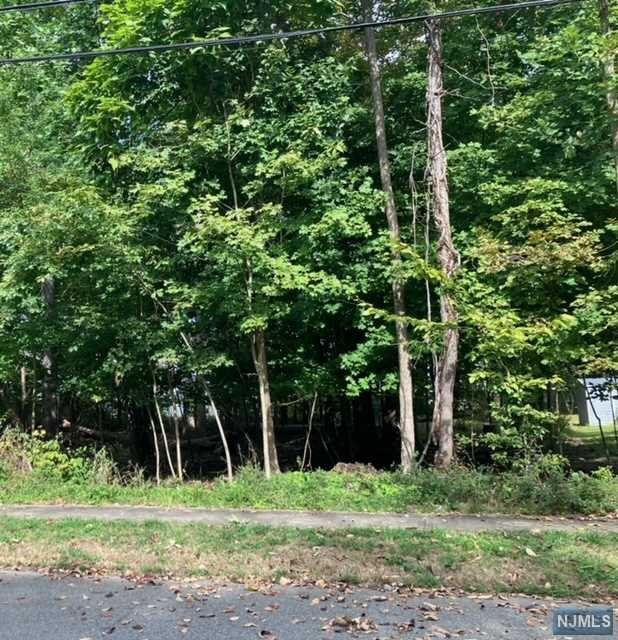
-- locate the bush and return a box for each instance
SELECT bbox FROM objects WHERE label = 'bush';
[202,462,617,515]
[498,458,617,515]
[0,428,33,477]
[0,427,118,484]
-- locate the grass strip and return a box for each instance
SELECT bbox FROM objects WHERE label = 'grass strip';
[0,517,615,599]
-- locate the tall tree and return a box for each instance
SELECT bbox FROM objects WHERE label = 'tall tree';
[425,18,459,468]
[363,0,415,471]
[599,0,617,190]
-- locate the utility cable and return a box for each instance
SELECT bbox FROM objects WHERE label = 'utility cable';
[0,0,92,14]
[0,0,585,65]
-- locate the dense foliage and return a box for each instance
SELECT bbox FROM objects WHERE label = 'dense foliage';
[0,0,615,477]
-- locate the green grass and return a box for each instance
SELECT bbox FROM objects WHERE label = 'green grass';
[0,516,615,598]
[566,423,618,449]
[564,424,618,470]
[567,423,616,440]
[1,465,617,516]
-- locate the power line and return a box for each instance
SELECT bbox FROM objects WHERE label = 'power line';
[0,0,91,14]
[0,0,584,66]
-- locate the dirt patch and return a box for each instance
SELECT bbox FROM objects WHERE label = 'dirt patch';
[0,538,405,586]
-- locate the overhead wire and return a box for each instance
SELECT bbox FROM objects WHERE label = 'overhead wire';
[0,0,92,14]
[0,0,585,65]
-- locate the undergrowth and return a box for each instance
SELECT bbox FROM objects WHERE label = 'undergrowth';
[0,429,616,515]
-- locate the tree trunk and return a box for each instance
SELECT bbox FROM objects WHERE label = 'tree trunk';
[426,19,460,469]
[146,407,161,485]
[251,328,280,478]
[74,425,131,444]
[168,371,184,481]
[20,366,28,428]
[30,357,36,430]
[300,392,318,471]
[599,0,618,191]
[152,374,177,479]
[198,375,234,481]
[174,330,233,481]
[363,0,416,472]
[41,275,57,434]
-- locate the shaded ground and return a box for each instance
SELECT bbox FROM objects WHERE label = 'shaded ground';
[564,423,618,473]
[1,570,611,640]
[1,503,617,533]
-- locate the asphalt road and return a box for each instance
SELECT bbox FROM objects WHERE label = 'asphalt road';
[0,570,605,639]
[1,504,618,533]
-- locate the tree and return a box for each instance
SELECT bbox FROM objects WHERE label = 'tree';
[598,0,617,190]
[363,0,416,471]
[425,18,460,468]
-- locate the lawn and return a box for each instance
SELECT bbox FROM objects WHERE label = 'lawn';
[0,517,615,599]
[566,423,618,450]
[564,423,618,472]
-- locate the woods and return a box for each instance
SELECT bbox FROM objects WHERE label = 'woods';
[0,0,616,479]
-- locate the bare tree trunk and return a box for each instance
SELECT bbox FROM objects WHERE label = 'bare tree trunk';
[146,407,161,485]
[138,274,234,481]
[168,371,184,481]
[20,366,27,427]
[223,142,274,480]
[152,373,177,479]
[300,392,318,471]
[31,357,36,430]
[251,328,280,478]
[41,276,57,434]
[426,19,460,469]
[199,375,234,481]
[177,330,234,482]
[243,247,279,478]
[599,0,618,191]
[363,0,416,471]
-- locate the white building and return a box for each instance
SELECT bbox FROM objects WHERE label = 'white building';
[577,378,618,426]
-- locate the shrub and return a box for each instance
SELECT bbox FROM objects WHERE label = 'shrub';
[499,459,617,515]
[0,427,118,484]
[0,428,33,477]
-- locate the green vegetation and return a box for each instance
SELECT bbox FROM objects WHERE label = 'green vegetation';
[1,428,616,515]
[566,423,618,459]
[0,517,615,598]
[1,461,616,516]
[1,2,617,605]
[560,422,618,478]
[0,0,616,479]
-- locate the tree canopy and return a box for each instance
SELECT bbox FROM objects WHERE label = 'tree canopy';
[0,0,615,477]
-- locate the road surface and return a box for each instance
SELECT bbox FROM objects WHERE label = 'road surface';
[0,570,609,639]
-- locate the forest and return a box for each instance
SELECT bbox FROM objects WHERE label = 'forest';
[0,0,616,483]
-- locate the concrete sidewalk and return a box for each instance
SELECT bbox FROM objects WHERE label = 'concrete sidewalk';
[1,503,617,533]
